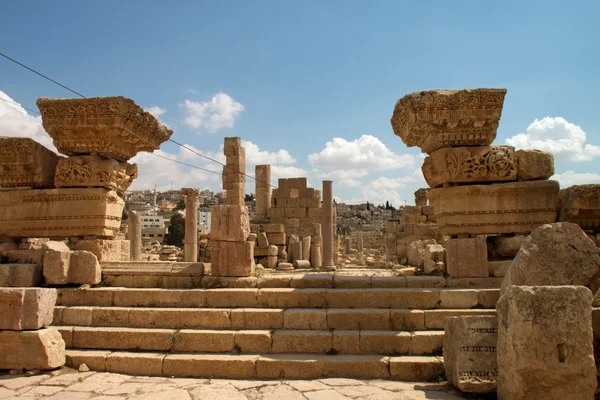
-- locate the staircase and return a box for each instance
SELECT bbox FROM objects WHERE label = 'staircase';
[52,275,499,381]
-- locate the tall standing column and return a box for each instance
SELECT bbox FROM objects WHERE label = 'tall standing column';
[255,165,271,220]
[182,188,200,262]
[322,180,335,270]
[127,210,141,261]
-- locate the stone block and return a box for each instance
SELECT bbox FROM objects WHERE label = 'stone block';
[4,249,46,265]
[257,232,269,247]
[323,355,390,379]
[55,155,137,194]
[211,241,254,277]
[69,251,101,284]
[0,264,42,287]
[361,331,411,354]
[501,222,600,294]
[266,232,285,245]
[74,239,130,262]
[210,205,251,242]
[283,309,327,330]
[446,238,488,278]
[0,288,56,330]
[497,286,596,399]
[557,184,600,231]
[391,88,507,154]
[407,239,436,268]
[42,241,70,252]
[285,207,306,218]
[271,330,332,353]
[106,352,164,376]
[516,149,554,181]
[163,354,257,379]
[263,223,284,233]
[422,146,517,188]
[234,330,272,353]
[389,356,444,381]
[429,180,559,236]
[0,328,65,370]
[488,234,526,258]
[256,355,324,379]
[327,309,390,330]
[444,316,498,393]
[43,250,71,284]
[0,137,61,188]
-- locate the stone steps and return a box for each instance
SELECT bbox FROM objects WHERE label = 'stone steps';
[65,349,444,381]
[53,306,496,330]
[56,287,500,309]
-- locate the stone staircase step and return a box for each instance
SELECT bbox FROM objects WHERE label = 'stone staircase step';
[53,306,496,331]
[65,349,444,381]
[56,326,446,356]
[56,287,500,309]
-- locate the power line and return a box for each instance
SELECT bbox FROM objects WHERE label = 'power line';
[149,153,223,177]
[0,97,40,115]
[0,52,85,98]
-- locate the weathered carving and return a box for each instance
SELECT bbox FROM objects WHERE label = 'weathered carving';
[414,188,428,206]
[429,180,559,235]
[0,188,124,238]
[558,184,600,232]
[422,146,516,188]
[36,96,173,161]
[0,137,61,188]
[54,155,138,195]
[391,89,507,154]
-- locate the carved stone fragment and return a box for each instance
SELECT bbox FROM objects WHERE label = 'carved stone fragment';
[422,146,516,188]
[54,155,138,194]
[36,96,173,161]
[0,137,61,188]
[391,89,507,154]
[557,184,600,232]
[516,149,554,181]
[429,180,559,235]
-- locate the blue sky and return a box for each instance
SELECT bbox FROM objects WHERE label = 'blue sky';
[1,0,599,206]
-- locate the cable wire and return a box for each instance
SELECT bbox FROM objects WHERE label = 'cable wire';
[0,97,40,115]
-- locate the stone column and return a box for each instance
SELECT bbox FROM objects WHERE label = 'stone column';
[358,232,364,253]
[126,211,141,261]
[322,180,335,270]
[255,165,271,220]
[345,237,351,255]
[182,188,200,262]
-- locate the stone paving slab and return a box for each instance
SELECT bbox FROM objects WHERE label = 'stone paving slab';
[0,368,472,399]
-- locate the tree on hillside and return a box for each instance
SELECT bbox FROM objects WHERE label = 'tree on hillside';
[366,201,370,211]
[385,201,389,209]
[164,214,185,247]
[175,200,186,210]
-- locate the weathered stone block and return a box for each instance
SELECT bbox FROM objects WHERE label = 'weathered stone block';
[210,205,251,242]
[0,264,42,287]
[557,184,600,232]
[211,241,254,277]
[422,146,516,188]
[69,251,101,284]
[516,149,554,181]
[501,222,600,294]
[497,286,596,399]
[0,288,56,330]
[429,180,559,236]
[74,239,130,262]
[0,137,61,188]
[391,88,507,154]
[407,239,436,268]
[446,238,488,278]
[444,316,497,393]
[43,250,71,284]
[267,232,285,245]
[0,328,65,370]
[55,155,137,194]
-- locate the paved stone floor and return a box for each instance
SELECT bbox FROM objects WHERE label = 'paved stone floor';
[0,368,478,399]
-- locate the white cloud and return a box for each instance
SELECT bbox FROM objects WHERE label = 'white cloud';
[551,170,600,188]
[145,106,166,117]
[270,165,308,183]
[185,88,197,94]
[0,90,57,152]
[183,92,244,133]
[242,140,296,165]
[505,117,600,162]
[308,135,414,171]
[340,169,425,207]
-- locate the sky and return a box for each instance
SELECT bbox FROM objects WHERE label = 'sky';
[1,0,599,206]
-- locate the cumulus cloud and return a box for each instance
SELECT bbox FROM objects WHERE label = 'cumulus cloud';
[145,106,166,117]
[505,117,600,162]
[185,88,197,94]
[270,165,308,182]
[183,92,244,133]
[0,90,57,152]
[551,170,600,188]
[242,140,296,165]
[308,135,414,171]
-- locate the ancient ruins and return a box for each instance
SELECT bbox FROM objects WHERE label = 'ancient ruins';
[1,89,600,398]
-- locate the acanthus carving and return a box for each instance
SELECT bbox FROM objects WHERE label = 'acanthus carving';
[0,137,60,188]
[54,156,138,195]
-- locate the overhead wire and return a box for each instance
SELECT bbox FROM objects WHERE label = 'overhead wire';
[0,51,276,189]
[0,96,40,115]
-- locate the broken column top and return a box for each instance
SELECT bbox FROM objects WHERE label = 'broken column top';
[390,88,507,154]
[36,96,173,161]
[0,137,61,188]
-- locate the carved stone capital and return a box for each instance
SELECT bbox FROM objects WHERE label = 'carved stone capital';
[54,155,137,195]
[36,96,173,161]
[422,146,516,188]
[391,89,507,154]
[181,188,201,201]
[0,137,61,188]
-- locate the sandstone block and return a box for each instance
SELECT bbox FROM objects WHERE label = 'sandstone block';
[429,180,559,235]
[74,239,130,262]
[0,288,57,330]
[446,238,488,278]
[257,232,269,247]
[423,243,445,275]
[211,241,254,277]
[263,223,284,233]
[422,146,517,188]
[69,251,101,284]
[501,222,600,294]
[43,250,71,284]
[0,137,61,188]
[55,155,137,194]
[444,316,497,393]
[0,328,65,370]
[557,184,600,231]
[0,264,42,287]
[210,205,250,242]
[389,356,444,381]
[42,241,70,252]
[163,354,257,379]
[407,239,436,268]
[293,260,311,269]
[516,149,554,181]
[266,232,286,245]
[497,286,596,399]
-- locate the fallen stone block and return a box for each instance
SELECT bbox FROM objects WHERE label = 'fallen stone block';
[516,149,554,181]
[0,264,42,287]
[497,285,596,399]
[69,251,101,284]
[0,288,57,330]
[557,184,600,232]
[75,239,130,261]
[43,250,71,284]
[0,328,65,370]
[446,238,488,278]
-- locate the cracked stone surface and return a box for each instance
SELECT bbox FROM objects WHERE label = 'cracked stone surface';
[0,368,470,399]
